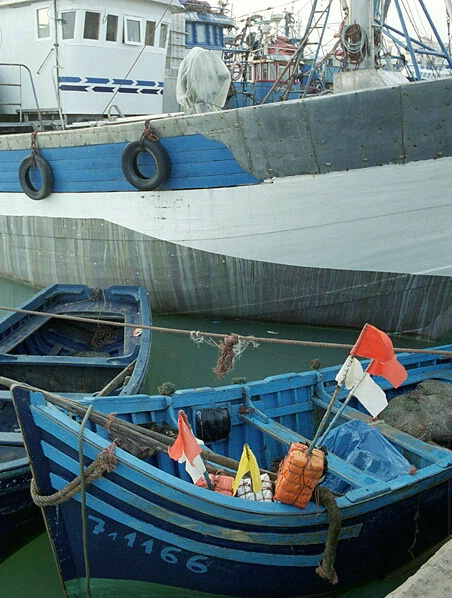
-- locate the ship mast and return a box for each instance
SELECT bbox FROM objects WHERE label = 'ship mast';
[342,0,392,70]
[346,0,377,69]
[335,0,408,91]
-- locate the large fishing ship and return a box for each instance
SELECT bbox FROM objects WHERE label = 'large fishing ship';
[0,0,451,338]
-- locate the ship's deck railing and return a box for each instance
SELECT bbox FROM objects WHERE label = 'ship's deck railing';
[0,63,43,129]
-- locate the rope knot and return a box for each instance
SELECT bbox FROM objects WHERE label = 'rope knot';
[141,120,159,145]
[98,442,118,473]
[106,412,117,431]
[213,333,240,380]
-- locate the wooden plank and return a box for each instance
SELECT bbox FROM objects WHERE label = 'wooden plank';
[48,343,64,356]
[0,314,51,353]
[0,432,23,446]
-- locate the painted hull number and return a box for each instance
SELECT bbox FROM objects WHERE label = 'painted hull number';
[88,515,209,574]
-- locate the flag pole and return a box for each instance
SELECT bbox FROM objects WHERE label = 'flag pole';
[307,355,353,454]
[307,324,369,454]
[317,372,369,443]
[311,322,406,445]
[202,470,214,490]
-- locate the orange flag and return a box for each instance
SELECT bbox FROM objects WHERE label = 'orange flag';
[352,324,395,361]
[351,324,407,388]
[366,357,407,389]
[168,411,206,483]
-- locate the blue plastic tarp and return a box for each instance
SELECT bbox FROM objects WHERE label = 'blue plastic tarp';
[322,420,412,494]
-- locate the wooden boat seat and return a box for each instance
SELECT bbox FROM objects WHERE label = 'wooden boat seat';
[47,343,64,356]
[240,407,381,489]
[0,314,51,354]
[0,431,23,446]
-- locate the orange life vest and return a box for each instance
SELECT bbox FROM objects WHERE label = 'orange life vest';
[274,442,325,509]
[196,471,234,496]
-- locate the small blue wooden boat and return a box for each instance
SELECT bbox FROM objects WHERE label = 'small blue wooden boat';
[0,283,152,552]
[12,345,452,597]
[0,283,152,400]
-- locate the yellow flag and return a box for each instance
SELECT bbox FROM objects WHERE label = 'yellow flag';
[232,444,263,495]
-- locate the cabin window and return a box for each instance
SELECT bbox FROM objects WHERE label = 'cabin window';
[212,26,219,46]
[208,25,221,46]
[196,24,207,44]
[61,11,76,40]
[106,15,118,42]
[186,23,195,45]
[262,64,268,79]
[36,7,50,39]
[145,21,156,46]
[159,23,168,48]
[205,25,211,45]
[125,17,141,44]
[84,11,100,40]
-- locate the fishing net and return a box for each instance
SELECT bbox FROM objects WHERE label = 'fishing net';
[380,380,452,446]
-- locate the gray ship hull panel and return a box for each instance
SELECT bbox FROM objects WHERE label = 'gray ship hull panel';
[0,215,450,338]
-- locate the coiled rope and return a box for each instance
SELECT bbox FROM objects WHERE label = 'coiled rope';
[341,23,368,64]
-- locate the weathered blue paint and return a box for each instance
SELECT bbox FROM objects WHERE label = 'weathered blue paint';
[12,347,452,597]
[0,134,261,193]
[0,283,152,399]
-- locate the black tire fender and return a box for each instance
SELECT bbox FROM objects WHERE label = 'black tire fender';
[19,154,54,200]
[121,139,171,191]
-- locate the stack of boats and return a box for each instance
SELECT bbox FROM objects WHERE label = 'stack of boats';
[0,282,451,596]
[0,283,152,553]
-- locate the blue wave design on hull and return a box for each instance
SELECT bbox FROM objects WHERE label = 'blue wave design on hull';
[58,76,164,95]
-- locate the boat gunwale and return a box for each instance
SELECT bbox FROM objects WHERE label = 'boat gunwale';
[26,381,452,525]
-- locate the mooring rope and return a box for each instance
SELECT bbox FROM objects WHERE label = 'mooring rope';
[30,443,117,508]
[79,404,94,598]
[0,304,451,357]
[315,486,341,585]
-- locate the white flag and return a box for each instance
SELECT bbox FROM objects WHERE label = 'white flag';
[336,357,388,417]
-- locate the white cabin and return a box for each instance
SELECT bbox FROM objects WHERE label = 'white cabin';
[0,0,183,125]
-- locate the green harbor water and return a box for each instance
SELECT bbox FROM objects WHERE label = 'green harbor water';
[0,276,450,597]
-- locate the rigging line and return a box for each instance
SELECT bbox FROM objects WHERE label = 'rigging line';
[398,0,437,70]
[95,0,177,124]
[400,0,425,39]
[0,304,450,356]
[234,0,311,21]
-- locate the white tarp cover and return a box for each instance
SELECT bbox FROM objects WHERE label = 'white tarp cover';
[176,46,231,114]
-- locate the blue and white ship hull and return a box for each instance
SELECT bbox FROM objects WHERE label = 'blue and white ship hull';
[1,77,451,337]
